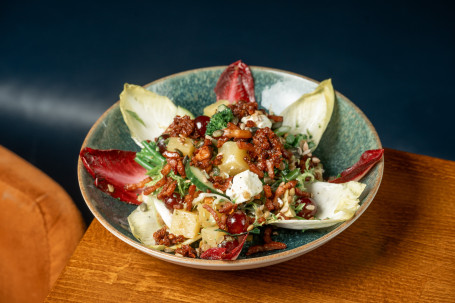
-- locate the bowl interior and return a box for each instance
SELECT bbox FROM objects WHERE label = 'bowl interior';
[79,66,382,265]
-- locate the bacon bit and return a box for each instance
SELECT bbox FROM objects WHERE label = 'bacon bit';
[247,162,264,178]
[161,164,172,176]
[164,155,186,177]
[218,202,238,214]
[266,160,275,179]
[124,177,152,191]
[184,184,197,211]
[157,180,177,200]
[191,143,213,172]
[193,145,212,161]
[153,227,185,246]
[263,185,273,198]
[263,226,273,243]
[273,199,282,210]
[295,187,311,198]
[265,199,275,211]
[236,141,255,152]
[267,115,283,122]
[167,158,178,173]
[223,122,252,139]
[175,245,197,258]
[143,177,167,195]
[273,180,297,204]
[165,115,195,137]
[211,176,233,192]
[245,120,256,128]
[213,154,223,165]
[246,227,287,255]
[246,242,287,255]
[228,99,258,119]
[203,204,225,230]
[176,159,186,177]
[249,127,284,177]
[162,150,180,159]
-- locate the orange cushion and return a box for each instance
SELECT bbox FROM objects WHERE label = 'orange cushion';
[0,145,86,303]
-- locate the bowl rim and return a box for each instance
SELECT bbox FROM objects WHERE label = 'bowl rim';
[78,65,384,269]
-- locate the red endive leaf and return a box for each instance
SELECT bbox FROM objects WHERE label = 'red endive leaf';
[200,234,248,260]
[80,147,146,205]
[329,149,384,184]
[214,60,255,103]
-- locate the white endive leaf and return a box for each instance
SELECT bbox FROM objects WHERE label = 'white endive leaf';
[271,181,366,230]
[280,79,335,150]
[128,195,164,248]
[119,84,194,147]
[128,195,201,249]
[149,195,173,228]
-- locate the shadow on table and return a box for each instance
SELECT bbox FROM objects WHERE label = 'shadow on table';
[175,150,427,299]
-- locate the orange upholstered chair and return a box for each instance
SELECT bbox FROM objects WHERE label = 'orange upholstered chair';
[0,145,86,302]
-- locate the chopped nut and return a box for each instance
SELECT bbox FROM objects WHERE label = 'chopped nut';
[289,188,295,196]
[303,141,309,151]
[107,184,114,193]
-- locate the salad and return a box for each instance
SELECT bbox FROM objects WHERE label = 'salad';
[80,61,383,260]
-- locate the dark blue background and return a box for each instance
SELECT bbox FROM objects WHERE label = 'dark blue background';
[1,0,454,223]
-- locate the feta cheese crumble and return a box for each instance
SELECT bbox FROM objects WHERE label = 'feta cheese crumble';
[226,170,263,203]
[241,111,272,129]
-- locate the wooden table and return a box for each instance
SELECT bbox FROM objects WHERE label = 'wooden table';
[46,149,455,302]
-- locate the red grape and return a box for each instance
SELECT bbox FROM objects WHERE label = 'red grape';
[226,210,248,234]
[295,197,317,219]
[163,193,184,211]
[194,115,210,136]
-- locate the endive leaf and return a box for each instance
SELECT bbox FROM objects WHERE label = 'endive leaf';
[119,84,194,147]
[271,181,366,230]
[280,79,335,151]
[128,195,164,248]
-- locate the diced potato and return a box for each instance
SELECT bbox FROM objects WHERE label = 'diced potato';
[167,137,195,157]
[197,203,218,228]
[217,141,249,176]
[201,226,226,248]
[170,210,200,238]
[203,99,230,117]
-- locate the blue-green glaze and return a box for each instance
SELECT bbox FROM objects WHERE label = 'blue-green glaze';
[79,66,383,261]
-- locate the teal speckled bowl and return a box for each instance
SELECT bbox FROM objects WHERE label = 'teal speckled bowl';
[78,66,383,270]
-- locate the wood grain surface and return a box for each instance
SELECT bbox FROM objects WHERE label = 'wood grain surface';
[46,149,455,302]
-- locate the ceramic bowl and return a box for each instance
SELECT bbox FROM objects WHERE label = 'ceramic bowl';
[78,66,383,270]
